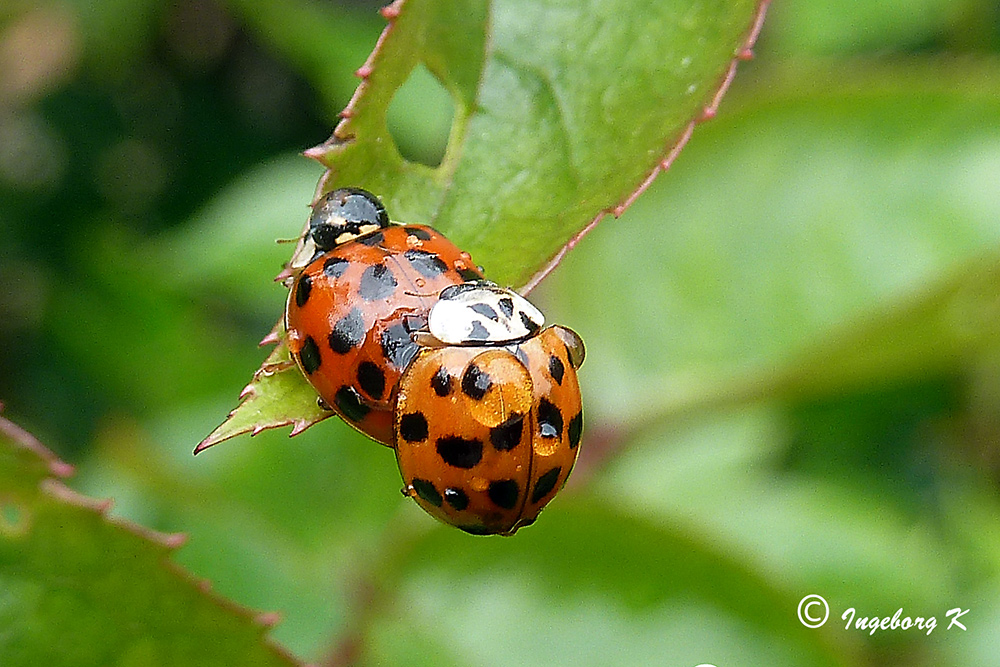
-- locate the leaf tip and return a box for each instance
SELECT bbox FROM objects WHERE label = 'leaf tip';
[192,438,215,455]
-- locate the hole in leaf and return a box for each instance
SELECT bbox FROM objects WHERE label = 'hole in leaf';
[386,63,455,168]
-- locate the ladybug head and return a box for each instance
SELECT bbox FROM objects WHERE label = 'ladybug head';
[309,187,390,251]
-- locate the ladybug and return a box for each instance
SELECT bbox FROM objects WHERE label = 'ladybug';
[284,188,484,445]
[394,283,585,535]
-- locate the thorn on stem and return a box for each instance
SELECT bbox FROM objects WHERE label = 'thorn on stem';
[302,145,327,160]
[255,611,282,627]
[163,532,188,549]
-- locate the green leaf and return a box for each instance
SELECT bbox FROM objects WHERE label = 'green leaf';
[308,0,768,288]
[204,0,769,447]
[0,413,302,667]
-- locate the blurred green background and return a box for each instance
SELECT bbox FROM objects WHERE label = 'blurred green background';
[3,0,1000,665]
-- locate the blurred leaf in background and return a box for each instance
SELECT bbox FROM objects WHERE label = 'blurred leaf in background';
[2,0,1000,666]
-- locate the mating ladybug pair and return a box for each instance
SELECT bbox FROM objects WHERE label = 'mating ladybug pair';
[283,188,585,535]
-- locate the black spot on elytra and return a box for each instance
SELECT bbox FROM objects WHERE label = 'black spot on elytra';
[488,479,520,510]
[295,274,312,308]
[537,398,563,439]
[468,321,490,340]
[458,524,492,535]
[334,385,369,422]
[404,249,448,277]
[520,310,541,335]
[359,263,397,301]
[568,410,583,449]
[431,366,453,396]
[490,413,524,451]
[471,303,499,321]
[356,361,385,400]
[323,256,349,278]
[444,487,469,511]
[329,308,366,354]
[299,336,321,374]
[411,478,442,507]
[436,436,483,469]
[403,226,433,240]
[461,363,492,400]
[548,354,565,385]
[531,467,562,504]
[380,322,418,369]
[399,412,429,442]
[498,297,514,318]
[356,230,385,246]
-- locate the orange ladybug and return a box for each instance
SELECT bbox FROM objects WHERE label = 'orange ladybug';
[394,282,585,535]
[284,189,483,445]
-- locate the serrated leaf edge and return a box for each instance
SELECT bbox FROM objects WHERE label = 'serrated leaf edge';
[303,0,406,167]
[520,0,772,293]
[195,337,332,454]
[1,411,309,665]
[0,403,75,478]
